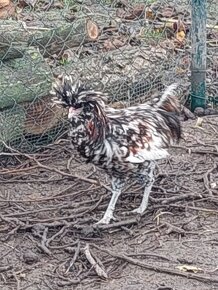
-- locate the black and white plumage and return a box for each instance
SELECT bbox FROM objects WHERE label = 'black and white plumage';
[52,76,181,224]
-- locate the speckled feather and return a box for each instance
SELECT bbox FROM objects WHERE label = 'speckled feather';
[52,76,181,224]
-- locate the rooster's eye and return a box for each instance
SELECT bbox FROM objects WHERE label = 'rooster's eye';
[84,103,91,112]
[74,103,82,109]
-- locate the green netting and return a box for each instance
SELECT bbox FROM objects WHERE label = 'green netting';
[0,0,217,152]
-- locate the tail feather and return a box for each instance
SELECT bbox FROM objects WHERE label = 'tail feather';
[155,83,181,142]
[160,110,181,141]
[155,83,180,113]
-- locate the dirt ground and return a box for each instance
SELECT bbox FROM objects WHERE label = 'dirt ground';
[0,115,217,290]
[1,0,218,288]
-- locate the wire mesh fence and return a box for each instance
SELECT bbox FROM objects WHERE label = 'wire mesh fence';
[0,0,217,152]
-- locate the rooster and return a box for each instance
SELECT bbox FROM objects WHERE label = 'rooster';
[51,76,181,224]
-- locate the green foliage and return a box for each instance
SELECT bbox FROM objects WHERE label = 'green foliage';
[143,29,163,41]
[59,57,70,66]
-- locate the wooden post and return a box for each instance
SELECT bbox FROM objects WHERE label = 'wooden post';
[191,0,207,111]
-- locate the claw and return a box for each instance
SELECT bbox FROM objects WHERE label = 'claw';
[95,218,110,225]
[95,215,116,225]
[131,207,145,214]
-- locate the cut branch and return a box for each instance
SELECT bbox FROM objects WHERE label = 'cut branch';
[94,246,218,284]
[0,16,99,60]
[54,45,165,105]
[84,244,108,279]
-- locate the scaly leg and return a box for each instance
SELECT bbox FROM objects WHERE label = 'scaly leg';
[96,176,126,225]
[132,161,155,214]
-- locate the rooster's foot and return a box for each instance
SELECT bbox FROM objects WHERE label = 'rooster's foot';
[131,207,145,215]
[95,215,116,225]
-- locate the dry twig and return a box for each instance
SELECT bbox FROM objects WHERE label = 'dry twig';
[94,246,218,284]
[83,244,108,279]
[65,240,81,274]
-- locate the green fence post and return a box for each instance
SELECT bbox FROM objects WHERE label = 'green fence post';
[191,0,207,111]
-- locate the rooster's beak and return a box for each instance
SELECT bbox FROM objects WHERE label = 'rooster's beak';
[68,107,81,119]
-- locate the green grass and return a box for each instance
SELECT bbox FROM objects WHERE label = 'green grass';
[143,29,164,41]
[59,57,70,66]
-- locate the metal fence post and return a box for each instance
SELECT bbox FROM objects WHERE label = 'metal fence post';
[191,0,207,111]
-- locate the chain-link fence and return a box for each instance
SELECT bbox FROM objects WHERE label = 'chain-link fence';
[0,0,217,152]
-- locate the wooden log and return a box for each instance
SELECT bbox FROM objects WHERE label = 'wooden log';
[0,47,52,109]
[0,94,66,151]
[0,0,15,20]
[0,15,99,60]
[5,47,164,149]
[0,8,127,60]
[30,19,98,57]
[0,106,26,150]
[0,43,29,61]
[23,95,66,135]
[0,0,10,8]
[53,44,166,105]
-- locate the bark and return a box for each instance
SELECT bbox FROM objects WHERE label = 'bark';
[0,106,26,150]
[0,96,66,149]
[0,15,99,59]
[54,45,165,105]
[0,47,52,109]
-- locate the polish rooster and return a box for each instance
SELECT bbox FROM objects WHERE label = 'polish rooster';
[51,76,181,224]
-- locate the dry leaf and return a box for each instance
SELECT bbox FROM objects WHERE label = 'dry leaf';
[17,0,28,8]
[176,31,186,42]
[112,38,126,47]
[161,7,174,18]
[17,0,38,8]
[0,0,10,8]
[176,265,203,273]
[115,0,129,8]
[160,39,175,51]
[103,38,125,51]
[145,7,155,20]
[173,20,186,47]
[52,1,64,9]
[103,39,115,51]
[130,3,145,18]
[62,49,75,62]
[65,13,76,22]
[175,67,187,75]
[207,32,218,48]
[116,8,127,18]
[116,4,145,20]
[173,19,186,33]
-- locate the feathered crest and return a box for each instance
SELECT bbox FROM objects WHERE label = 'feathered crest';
[50,75,108,108]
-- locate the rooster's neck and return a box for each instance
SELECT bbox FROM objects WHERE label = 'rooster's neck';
[69,109,109,152]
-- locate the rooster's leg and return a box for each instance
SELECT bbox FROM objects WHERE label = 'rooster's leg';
[96,177,125,225]
[132,161,155,214]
